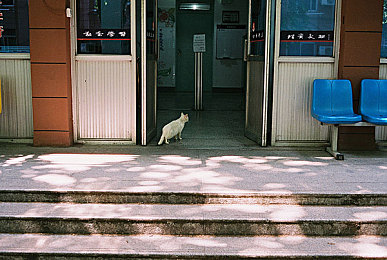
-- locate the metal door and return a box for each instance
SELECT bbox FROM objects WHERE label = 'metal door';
[245,0,272,146]
[141,0,158,145]
[73,0,137,144]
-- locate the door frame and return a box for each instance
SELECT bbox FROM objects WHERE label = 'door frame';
[245,0,274,146]
[70,0,137,144]
[270,0,342,146]
[140,0,158,145]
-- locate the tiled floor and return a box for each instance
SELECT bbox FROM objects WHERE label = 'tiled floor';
[151,90,257,148]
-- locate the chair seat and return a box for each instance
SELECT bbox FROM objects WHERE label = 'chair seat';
[362,114,387,125]
[312,79,361,125]
[312,113,362,124]
[360,79,387,126]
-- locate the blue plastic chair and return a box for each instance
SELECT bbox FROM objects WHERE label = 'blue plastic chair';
[360,79,387,125]
[312,79,362,124]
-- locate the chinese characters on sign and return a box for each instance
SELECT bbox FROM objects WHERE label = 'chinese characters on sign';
[0,1,3,38]
[77,29,130,40]
[280,31,334,42]
[251,30,264,42]
[147,30,155,41]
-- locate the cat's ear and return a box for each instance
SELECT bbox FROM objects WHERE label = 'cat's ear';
[181,112,184,117]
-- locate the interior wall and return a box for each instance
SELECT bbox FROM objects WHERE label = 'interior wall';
[158,0,176,87]
[213,0,248,89]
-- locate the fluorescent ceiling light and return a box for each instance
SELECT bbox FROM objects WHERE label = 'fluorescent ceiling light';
[179,3,210,10]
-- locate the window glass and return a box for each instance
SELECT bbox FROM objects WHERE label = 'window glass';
[280,0,335,56]
[381,0,387,57]
[146,0,156,55]
[249,0,265,56]
[77,0,131,55]
[0,0,30,53]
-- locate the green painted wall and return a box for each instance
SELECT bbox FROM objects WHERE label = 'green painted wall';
[176,0,214,92]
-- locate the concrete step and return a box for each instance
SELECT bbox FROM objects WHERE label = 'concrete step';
[0,203,386,236]
[0,234,386,259]
[1,190,387,206]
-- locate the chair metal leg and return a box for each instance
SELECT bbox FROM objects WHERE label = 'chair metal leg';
[326,125,344,160]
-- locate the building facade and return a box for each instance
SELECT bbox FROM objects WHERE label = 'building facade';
[0,0,386,148]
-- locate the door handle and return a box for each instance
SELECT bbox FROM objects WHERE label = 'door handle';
[243,39,248,62]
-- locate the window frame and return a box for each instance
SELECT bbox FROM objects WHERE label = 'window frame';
[0,0,30,54]
[74,0,133,56]
[278,0,337,58]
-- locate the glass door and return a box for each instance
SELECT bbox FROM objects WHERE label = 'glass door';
[141,0,158,145]
[245,0,272,146]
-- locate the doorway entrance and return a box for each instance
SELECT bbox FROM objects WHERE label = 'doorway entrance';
[150,0,272,148]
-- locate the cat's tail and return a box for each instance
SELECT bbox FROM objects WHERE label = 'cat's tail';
[158,134,165,145]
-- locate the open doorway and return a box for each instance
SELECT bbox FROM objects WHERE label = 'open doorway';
[152,0,269,148]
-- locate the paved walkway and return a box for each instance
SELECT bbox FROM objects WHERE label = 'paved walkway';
[0,144,386,195]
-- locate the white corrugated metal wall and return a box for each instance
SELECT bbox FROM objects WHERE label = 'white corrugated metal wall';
[74,58,136,141]
[272,60,332,145]
[0,55,33,140]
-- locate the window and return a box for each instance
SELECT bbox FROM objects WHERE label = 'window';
[77,0,131,55]
[308,0,318,13]
[249,0,265,56]
[381,0,387,57]
[146,0,156,55]
[280,0,335,56]
[0,0,30,53]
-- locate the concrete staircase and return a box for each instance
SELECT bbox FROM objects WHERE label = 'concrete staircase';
[0,191,386,259]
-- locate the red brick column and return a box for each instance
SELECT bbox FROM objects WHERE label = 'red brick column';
[29,0,73,146]
[337,0,383,150]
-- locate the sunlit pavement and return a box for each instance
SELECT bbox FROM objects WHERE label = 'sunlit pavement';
[0,144,386,258]
[0,144,386,194]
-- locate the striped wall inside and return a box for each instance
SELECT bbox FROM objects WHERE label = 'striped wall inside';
[273,62,334,145]
[0,58,33,139]
[75,59,135,141]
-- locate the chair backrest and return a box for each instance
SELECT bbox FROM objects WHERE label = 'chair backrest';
[312,79,355,116]
[360,79,387,115]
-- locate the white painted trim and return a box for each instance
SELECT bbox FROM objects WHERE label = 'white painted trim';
[333,0,342,78]
[260,0,273,147]
[277,56,335,63]
[70,0,78,143]
[380,58,387,64]
[75,55,133,61]
[141,0,147,146]
[272,141,329,147]
[271,0,342,147]
[0,53,30,60]
[71,0,137,144]
[271,0,282,147]
[131,0,137,144]
[76,140,136,145]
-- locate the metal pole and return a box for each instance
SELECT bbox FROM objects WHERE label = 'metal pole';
[194,52,203,110]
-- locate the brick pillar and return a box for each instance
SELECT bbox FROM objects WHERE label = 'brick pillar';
[337,0,383,150]
[29,0,73,146]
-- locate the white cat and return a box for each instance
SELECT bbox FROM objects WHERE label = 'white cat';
[158,112,189,145]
